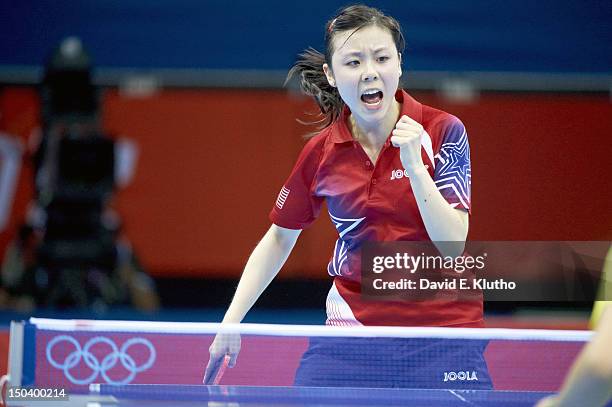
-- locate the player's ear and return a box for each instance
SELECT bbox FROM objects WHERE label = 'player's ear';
[323,63,336,87]
[398,53,402,77]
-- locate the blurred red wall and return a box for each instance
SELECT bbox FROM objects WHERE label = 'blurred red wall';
[1,88,610,279]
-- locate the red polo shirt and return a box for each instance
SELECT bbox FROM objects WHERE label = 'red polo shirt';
[270,90,482,327]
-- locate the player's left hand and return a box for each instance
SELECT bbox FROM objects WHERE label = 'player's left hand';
[390,115,427,176]
[203,332,241,385]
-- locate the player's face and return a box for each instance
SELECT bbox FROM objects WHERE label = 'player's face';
[324,25,402,126]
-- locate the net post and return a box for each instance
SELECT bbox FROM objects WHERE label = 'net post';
[6,321,24,387]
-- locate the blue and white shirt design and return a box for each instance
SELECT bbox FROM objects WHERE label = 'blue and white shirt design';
[434,123,471,210]
[327,211,365,277]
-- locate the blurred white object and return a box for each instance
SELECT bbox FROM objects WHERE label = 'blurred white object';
[59,37,83,60]
[115,137,139,188]
[0,133,23,232]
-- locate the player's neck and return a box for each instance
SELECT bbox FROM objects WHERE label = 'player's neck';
[350,100,401,147]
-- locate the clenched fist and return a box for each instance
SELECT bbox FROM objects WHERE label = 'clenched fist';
[390,115,427,176]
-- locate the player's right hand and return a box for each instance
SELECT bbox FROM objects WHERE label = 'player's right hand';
[534,395,558,407]
[203,332,241,385]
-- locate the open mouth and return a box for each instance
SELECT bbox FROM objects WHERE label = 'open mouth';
[361,90,383,105]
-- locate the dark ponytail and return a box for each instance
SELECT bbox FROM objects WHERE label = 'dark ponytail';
[285,48,343,132]
[286,4,406,137]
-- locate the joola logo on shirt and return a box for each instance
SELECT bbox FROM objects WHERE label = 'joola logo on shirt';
[390,169,410,180]
[443,370,478,382]
[389,166,429,180]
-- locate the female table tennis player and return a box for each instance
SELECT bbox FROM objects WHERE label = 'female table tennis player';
[205,5,490,389]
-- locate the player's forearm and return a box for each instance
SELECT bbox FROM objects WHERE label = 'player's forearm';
[222,226,299,324]
[549,306,612,406]
[550,355,612,406]
[407,166,468,256]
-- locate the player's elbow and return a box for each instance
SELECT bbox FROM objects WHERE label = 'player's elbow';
[440,225,468,258]
[268,224,301,252]
[434,240,466,258]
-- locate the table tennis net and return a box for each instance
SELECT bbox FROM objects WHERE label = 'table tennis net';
[17,318,591,394]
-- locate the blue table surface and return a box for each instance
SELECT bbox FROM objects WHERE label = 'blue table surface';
[91,384,562,407]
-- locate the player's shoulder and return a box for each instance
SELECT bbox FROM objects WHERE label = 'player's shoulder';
[293,126,334,167]
[299,126,334,155]
[421,104,466,141]
[422,104,464,129]
[305,127,332,146]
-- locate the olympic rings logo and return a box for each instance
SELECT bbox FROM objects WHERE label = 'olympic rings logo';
[46,335,156,385]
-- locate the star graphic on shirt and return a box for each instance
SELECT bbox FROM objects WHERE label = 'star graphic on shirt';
[436,130,470,179]
[434,128,471,208]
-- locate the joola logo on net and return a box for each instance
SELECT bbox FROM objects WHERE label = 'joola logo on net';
[443,371,478,382]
